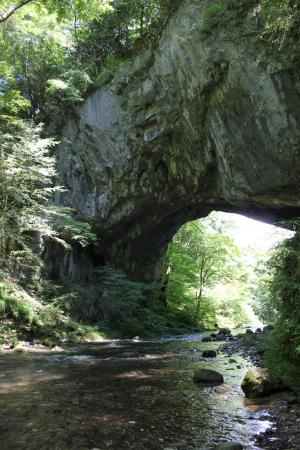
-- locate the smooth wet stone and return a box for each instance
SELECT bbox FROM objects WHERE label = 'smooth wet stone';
[241,367,285,398]
[213,386,230,394]
[214,442,243,450]
[202,350,217,358]
[193,368,224,384]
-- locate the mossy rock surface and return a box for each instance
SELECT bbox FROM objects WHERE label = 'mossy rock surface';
[241,367,285,398]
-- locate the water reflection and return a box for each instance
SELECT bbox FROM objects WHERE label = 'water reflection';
[0,334,272,449]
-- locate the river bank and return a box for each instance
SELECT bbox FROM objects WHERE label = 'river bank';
[217,328,300,450]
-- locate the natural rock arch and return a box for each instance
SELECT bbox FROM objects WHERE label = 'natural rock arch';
[51,0,300,281]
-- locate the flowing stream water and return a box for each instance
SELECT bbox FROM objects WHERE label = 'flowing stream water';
[0,333,273,450]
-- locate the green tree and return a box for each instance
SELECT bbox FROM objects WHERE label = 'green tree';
[258,232,300,376]
[251,255,277,323]
[164,218,243,326]
[0,80,96,280]
[0,0,171,122]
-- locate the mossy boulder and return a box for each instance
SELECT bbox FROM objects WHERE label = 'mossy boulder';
[202,336,213,342]
[193,368,224,384]
[241,367,285,398]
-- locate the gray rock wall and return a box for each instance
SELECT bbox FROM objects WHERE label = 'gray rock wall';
[55,0,300,281]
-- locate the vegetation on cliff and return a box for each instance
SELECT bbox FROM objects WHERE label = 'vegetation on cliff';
[0,0,178,122]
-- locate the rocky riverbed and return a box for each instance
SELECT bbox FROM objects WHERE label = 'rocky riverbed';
[0,332,273,450]
[215,328,300,450]
[1,329,300,450]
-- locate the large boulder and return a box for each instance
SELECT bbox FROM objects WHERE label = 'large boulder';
[193,368,224,384]
[241,367,285,398]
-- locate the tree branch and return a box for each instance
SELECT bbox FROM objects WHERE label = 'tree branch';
[0,0,37,24]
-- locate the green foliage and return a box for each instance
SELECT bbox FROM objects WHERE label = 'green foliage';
[0,282,34,323]
[0,0,113,25]
[94,56,124,86]
[0,275,107,346]
[265,323,300,381]
[202,0,255,32]
[47,206,97,249]
[0,90,30,116]
[55,264,193,338]
[0,0,171,122]
[260,0,300,46]
[46,70,92,105]
[163,217,248,329]
[259,232,300,378]
[251,255,278,323]
[74,0,164,75]
[0,118,57,273]
[0,115,96,279]
[201,0,300,70]
[96,265,157,325]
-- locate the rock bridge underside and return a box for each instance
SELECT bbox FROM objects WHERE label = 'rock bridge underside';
[50,0,300,282]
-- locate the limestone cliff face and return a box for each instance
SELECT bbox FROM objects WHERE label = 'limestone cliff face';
[54,0,300,281]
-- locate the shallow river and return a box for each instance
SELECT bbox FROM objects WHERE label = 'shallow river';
[0,333,273,450]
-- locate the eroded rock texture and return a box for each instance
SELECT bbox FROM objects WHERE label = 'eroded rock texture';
[53,0,300,281]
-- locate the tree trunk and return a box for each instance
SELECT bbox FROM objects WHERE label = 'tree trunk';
[159,265,170,306]
[195,286,202,318]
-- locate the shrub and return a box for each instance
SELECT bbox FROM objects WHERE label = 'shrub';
[0,283,34,323]
[94,56,123,86]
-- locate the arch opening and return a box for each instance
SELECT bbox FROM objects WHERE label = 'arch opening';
[159,211,294,330]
